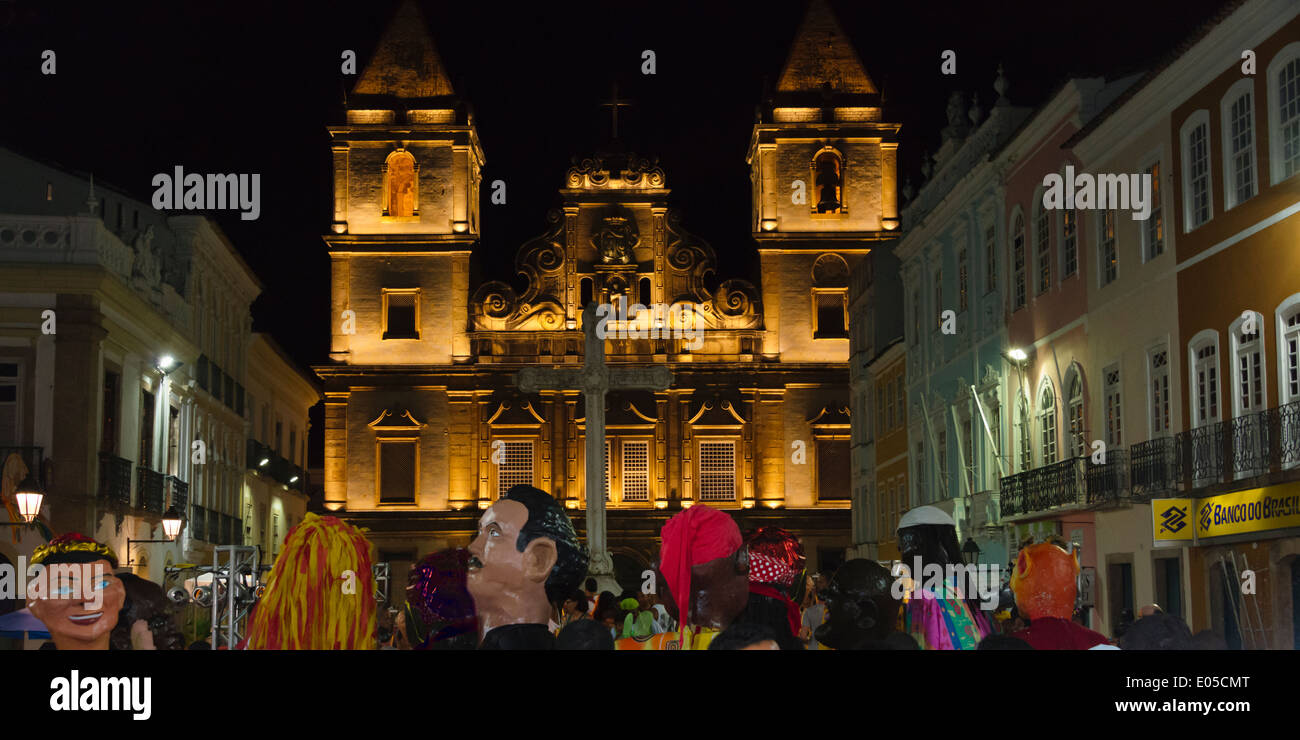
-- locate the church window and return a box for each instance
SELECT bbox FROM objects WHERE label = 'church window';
[698,440,736,501]
[383,150,418,217]
[580,277,593,309]
[812,149,844,214]
[377,439,416,504]
[816,436,851,501]
[621,440,651,502]
[382,289,419,339]
[495,440,534,495]
[813,291,848,338]
[639,277,652,306]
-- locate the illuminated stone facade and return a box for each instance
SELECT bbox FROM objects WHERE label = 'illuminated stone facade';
[317,0,897,584]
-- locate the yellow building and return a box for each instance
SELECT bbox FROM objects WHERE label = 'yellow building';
[316,0,893,588]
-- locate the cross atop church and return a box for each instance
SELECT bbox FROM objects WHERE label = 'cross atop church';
[515,302,672,585]
[600,82,634,140]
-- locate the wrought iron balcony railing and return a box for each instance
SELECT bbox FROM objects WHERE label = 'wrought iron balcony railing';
[999,456,1086,518]
[165,475,188,514]
[97,452,133,507]
[1086,448,1129,506]
[1130,437,1177,500]
[137,467,166,514]
[190,506,206,542]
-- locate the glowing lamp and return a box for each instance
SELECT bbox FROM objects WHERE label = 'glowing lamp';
[15,474,44,522]
[741,500,755,509]
[161,506,184,540]
[1006,348,1028,362]
[565,499,579,510]
[653,500,668,509]
[259,458,270,467]
[324,501,344,511]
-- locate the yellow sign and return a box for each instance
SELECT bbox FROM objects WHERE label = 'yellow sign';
[1152,481,1300,543]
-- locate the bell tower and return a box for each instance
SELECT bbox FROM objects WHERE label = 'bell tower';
[324,0,484,366]
[747,0,900,362]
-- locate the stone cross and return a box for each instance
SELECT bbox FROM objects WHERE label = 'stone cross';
[600,82,633,140]
[515,302,672,581]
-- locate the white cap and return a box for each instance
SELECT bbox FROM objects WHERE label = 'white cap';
[897,505,956,530]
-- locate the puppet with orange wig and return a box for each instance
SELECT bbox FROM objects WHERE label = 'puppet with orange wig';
[244,513,378,650]
[616,504,750,650]
[1009,539,1110,650]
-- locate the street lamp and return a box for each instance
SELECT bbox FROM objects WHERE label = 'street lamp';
[126,506,185,565]
[1005,347,1028,363]
[156,355,185,375]
[2,473,44,526]
[962,537,982,565]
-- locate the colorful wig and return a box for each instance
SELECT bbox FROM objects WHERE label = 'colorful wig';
[245,513,377,650]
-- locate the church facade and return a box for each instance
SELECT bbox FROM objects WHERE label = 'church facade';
[316,0,898,589]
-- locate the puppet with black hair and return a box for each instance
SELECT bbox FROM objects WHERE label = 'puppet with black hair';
[467,485,589,649]
[26,533,124,650]
[733,526,806,650]
[895,506,990,649]
[814,559,901,649]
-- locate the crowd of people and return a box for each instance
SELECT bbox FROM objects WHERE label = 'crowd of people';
[9,486,1216,650]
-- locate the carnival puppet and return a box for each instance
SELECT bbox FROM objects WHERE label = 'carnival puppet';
[618,504,749,650]
[27,533,124,650]
[467,485,588,650]
[896,506,990,649]
[244,513,378,650]
[402,547,478,650]
[110,572,186,650]
[733,526,805,650]
[1009,540,1109,649]
[815,559,901,649]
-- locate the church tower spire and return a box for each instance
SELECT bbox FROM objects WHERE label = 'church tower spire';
[350,0,455,101]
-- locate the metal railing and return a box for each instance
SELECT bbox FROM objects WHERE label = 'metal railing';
[190,506,206,542]
[137,467,166,514]
[1130,437,1177,500]
[97,452,133,507]
[999,457,1086,517]
[166,475,188,514]
[1086,448,1129,506]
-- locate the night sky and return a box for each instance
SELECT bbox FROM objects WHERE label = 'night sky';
[0,0,1228,464]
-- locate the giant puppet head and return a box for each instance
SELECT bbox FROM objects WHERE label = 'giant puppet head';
[403,548,478,650]
[655,505,749,631]
[27,533,124,650]
[467,485,588,639]
[245,513,378,650]
[897,506,964,572]
[815,559,901,649]
[734,526,805,648]
[1009,541,1079,621]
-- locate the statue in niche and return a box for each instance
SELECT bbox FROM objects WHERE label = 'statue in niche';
[132,224,160,285]
[386,151,416,217]
[592,209,638,264]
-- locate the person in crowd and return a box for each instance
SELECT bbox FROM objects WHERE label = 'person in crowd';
[583,578,600,617]
[617,505,749,649]
[1119,612,1192,650]
[800,574,827,649]
[558,590,590,631]
[708,622,780,650]
[557,617,615,650]
[245,513,377,650]
[1008,540,1108,650]
[1137,603,1164,619]
[110,573,185,650]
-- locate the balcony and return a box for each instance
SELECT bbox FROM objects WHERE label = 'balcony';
[97,452,133,507]
[247,438,306,492]
[1172,399,1300,491]
[190,506,206,542]
[1130,437,1177,500]
[1085,448,1129,506]
[999,457,1086,518]
[137,467,166,515]
[165,475,188,514]
[0,446,44,486]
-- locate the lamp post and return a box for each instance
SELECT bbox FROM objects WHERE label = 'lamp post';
[126,506,185,565]
[962,537,981,565]
[1,473,44,527]
[1002,348,1031,472]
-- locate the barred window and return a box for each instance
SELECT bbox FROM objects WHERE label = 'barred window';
[1035,203,1051,294]
[698,441,736,501]
[1062,209,1078,277]
[1100,209,1117,286]
[1011,213,1026,310]
[984,224,997,294]
[496,440,533,495]
[622,440,650,502]
[1104,365,1122,447]
[1149,347,1171,436]
[1144,163,1164,260]
[1225,90,1255,207]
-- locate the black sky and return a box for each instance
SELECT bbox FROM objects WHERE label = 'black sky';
[0,0,1229,464]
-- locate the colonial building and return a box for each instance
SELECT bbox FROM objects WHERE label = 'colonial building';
[317,0,890,589]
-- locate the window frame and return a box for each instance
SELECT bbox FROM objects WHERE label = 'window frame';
[1038,379,1057,466]
[811,288,849,339]
[1147,343,1173,439]
[1010,208,1026,311]
[1220,78,1258,210]
[1180,110,1214,231]
[1188,330,1222,428]
[1033,189,1052,294]
[375,437,419,505]
[1276,293,1300,406]
[1266,42,1300,186]
[1098,208,1118,287]
[1228,311,1267,419]
[1103,363,1122,448]
[696,437,739,503]
[494,437,535,496]
[381,288,421,340]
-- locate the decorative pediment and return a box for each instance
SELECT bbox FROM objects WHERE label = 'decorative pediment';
[688,392,748,428]
[368,408,427,431]
[471,210,567,331]
[807,404,851,429]
[565,153,666,190]
[576,393,659,428]
[486,397,547,428]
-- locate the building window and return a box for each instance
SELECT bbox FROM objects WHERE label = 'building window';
[933,270,943,328]
[911,289,921,344]
[988,402,1002,488]
[876,385,886,435]
[1011,212,1026,310]
[813,149,844,213]
[984,223,997,294]
[698,440,736,501]
[1222,81,1256,209]
[139,389,155,470]
[383,150,418,217]
[1231,313,1266,417]
[1280,300,1300,404]
[1143,162,1164,260]
[1181,111,1213,230]
[960,415,974,496]
[1100,209,1117,286]
[1035,201,1051,294]
[914,441,925,502]
[1269,47,1300,184]
[1149,346,1171,437]
[817,436,851,500]
[1039,381,1057,465]
[1104,365,1122,447]
[382,290,419,339]
[1062,208,1078,277]
[957,246,968,312]
[1016,390,1032,472]
[621,440,650,502]
[377,439,416,503]
[1190,333,1220,427]
[496,440,533,495]
[812,290,848,338]
[45,182,53,201]
[1067,370,1085,457]
[0,363,17,447]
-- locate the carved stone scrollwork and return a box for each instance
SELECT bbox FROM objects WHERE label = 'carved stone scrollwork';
[711,279,762,329]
